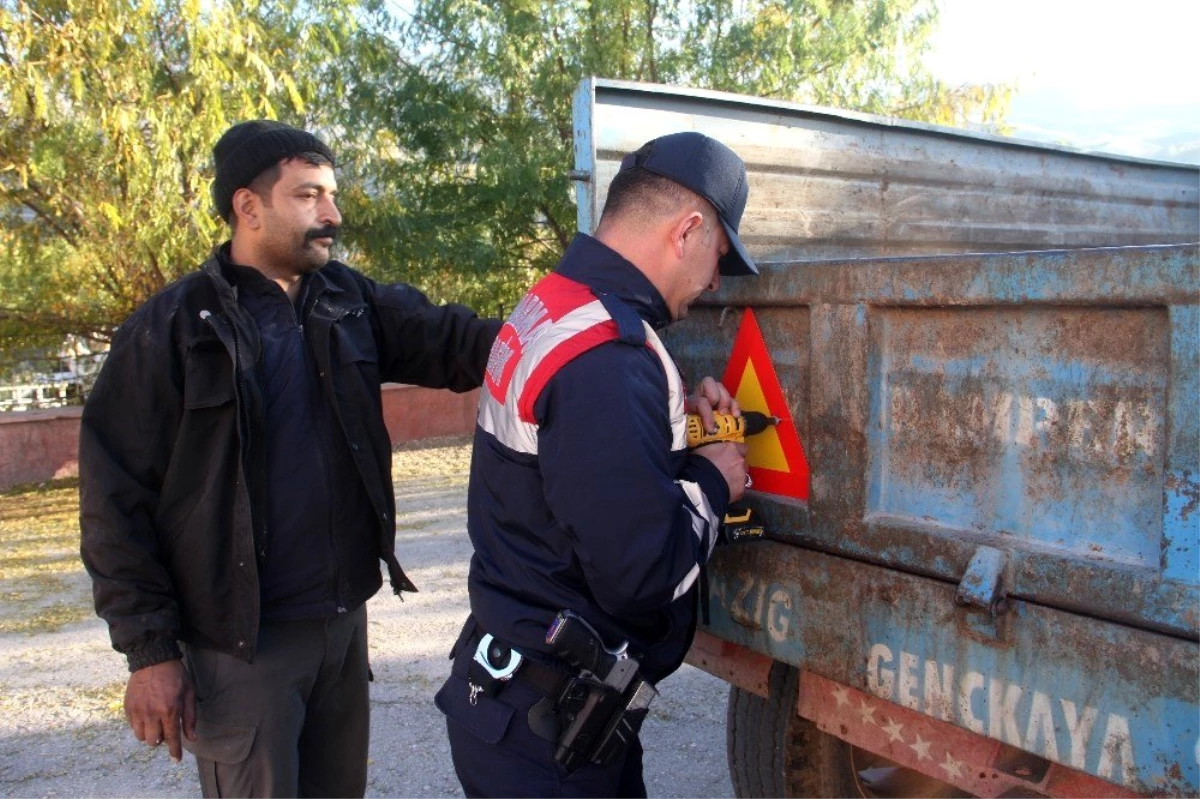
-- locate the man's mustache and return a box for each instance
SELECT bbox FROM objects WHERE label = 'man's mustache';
[305,226,339,242]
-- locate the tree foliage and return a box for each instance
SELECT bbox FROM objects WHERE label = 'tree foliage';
[1,0,1010,353]
[0,0,383,351]
[346,0,1011,317]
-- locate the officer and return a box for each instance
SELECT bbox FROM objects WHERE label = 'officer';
[436,131,758,797]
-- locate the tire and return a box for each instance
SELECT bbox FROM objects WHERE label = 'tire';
[726,662,969,798]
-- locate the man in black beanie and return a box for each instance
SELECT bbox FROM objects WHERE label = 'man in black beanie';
[79,120,502,797]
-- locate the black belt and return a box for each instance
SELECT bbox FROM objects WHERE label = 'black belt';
[513,654,571,698]
[454,617,571,699]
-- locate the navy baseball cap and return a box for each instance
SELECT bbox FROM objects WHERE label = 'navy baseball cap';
[619,131,758,276]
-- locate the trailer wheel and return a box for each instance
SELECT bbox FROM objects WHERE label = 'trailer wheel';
[726,662,968,798]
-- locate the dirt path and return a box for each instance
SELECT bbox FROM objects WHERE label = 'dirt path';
[0,437,733,798]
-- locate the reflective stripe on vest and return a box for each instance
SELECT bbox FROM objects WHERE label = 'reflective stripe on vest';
[478,272,687,456]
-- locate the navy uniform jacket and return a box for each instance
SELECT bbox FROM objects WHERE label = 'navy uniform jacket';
[466,234,730,683]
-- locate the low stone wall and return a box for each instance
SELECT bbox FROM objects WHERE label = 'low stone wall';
[379,384,479,446]
[0,406,83,490]
[0,384,480,492]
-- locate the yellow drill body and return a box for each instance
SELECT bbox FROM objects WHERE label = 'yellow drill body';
[684,410,779,545]
[686,410,778,448]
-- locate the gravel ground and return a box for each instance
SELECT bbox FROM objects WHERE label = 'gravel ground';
[0,436,734,798]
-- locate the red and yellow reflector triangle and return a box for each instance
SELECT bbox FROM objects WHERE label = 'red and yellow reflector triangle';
[722,309,810,501]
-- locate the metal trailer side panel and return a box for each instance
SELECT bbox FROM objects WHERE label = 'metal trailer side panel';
[664,244,1199,796]
[572,78,1200,796]
[572,78,1200,262]
[668,246,1199,638]
[700,541,1198,796]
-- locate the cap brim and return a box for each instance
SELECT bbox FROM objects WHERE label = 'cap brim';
[718,218,758,276]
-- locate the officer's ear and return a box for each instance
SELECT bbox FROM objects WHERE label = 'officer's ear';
[669,210,705,260]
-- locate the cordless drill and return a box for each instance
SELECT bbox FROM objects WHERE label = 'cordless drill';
[686,410,779,449]
[685,410,779,543]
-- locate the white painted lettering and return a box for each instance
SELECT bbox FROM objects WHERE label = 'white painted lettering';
[992,392,1014,441]
[924,660,955,721]
[898,653,920,710]
[767,589,791,643]
[888,384,916,433]
[1097,714,1137,786]
[867,644,894,699]
[1016,395,1036,446]
[958,671,986,733]
[989,678,1024,746]
[1025,691,1059,760]
[1035,397,1059,432]
[729,577,758,629]
[750,581,767,630]
[1060,699,1098,770]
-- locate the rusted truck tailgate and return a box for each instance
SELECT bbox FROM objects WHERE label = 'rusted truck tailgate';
[573,79,1200,795]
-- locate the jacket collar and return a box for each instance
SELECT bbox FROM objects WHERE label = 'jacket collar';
[204,242,346,302]
[556,234,672,330]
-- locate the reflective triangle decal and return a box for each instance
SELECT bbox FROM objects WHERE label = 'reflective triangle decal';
[721,308,810,501]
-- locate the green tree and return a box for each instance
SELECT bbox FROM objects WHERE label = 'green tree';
[345,0,1011,317]
[0,0,385,353]
[1,0,1011,357]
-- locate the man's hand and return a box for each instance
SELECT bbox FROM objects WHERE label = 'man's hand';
[125,659,196,763]
[693,441,749,503]
[686,376,740,435]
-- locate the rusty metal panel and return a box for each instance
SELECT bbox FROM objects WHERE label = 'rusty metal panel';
[574,80,1200,796]
[667,245,1199,640]
[572,79,1199,259]
[796,669,1143,799]
[703,542,1199,795]
[869,305,1168,568]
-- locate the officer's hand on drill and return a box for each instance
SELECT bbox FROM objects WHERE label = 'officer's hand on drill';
[693,441,749,502]
[687,376,740,435]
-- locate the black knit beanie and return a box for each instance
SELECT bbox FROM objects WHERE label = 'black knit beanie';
[211,120,336,220]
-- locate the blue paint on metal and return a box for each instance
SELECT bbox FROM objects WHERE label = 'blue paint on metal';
[703,545,1199,795]
[582,80,1200,795]
[1164,305,1200,584]
[860,611,1198,793]
[866,303,1174,572]
[955,546,1006,610]
[572,78,597,236]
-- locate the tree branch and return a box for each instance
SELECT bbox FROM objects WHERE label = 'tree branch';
[1,188,80,249]
[538,202,570,251]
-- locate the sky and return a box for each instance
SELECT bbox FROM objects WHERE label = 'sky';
[923,0,1200,164]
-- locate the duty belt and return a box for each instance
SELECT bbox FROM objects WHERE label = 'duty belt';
[450,618,570,705]
[451,612,658,773]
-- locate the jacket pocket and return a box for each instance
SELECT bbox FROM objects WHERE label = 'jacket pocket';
[335,314,377,365]
[435,673,514,745]
[183,347,234,409]
[182,718,256,764]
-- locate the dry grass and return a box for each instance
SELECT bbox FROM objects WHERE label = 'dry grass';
[0,437,474,636]
[391,435,473,482]
[0,477,92,634]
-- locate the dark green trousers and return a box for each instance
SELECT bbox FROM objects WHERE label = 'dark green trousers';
[181,605,370,798]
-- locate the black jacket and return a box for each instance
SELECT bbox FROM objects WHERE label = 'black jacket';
[79,251,500,671]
